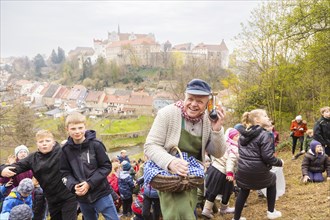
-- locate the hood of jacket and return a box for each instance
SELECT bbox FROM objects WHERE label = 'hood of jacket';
[66,130,96,147]
[238,125,264,146]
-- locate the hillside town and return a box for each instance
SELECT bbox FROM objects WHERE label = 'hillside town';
[0,28,232,118]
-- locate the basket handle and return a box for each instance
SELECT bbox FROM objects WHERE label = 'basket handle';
[173,146,184,160]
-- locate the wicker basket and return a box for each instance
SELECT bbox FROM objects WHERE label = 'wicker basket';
[149,147,204,192]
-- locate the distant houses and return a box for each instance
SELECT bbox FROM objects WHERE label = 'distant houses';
[68,28,229,70]
[0,78,177,118]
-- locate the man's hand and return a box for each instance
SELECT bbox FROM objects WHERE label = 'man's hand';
[168,158,189,177]
[1,166,16,177]
[211,106,226,132]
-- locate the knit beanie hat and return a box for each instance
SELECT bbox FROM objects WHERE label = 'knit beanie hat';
[310,140,321,154]
[295,115,302,121]
[15,145,29,157]
[228,128,239,140]
[9,204,33,220]
[17,178,34,195]
[121,160,131,171]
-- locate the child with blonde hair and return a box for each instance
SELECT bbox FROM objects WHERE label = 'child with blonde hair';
[0,130,77,219]
[293,129,314,160]
[60,112,118,220]
[233,109,284,220]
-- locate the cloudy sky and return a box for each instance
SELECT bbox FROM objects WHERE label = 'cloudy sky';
[1,1,264,58]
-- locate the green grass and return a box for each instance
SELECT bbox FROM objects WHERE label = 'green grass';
[102,116,153,134]
[103,136,146,149]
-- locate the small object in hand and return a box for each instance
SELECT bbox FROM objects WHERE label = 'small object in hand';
[208,92,219,121]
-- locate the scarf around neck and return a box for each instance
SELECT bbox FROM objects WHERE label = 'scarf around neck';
[175,100,204,123]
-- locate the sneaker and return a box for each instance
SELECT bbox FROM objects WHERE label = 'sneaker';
[267,209,282,219]
[232,217,246,220]
[219,206,235,214]
[301,150,305,153]
[216,194,222,201]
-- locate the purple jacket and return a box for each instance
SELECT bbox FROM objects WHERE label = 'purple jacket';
[0,168,33,195]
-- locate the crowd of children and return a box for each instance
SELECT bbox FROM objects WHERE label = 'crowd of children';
[0,105,329,220]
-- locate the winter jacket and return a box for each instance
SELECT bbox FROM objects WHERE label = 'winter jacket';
[211,141,239,177]
[290,120,307,137]
[32,186,47,220]
[107,173,119,193]
[236,125,283,190]
[132,189,144,215]
[302,135,314,151]
[1,188,33,214]
[313,117,330,147]
[0,143,75,206]
[61,130,113,203]
[302,150,330,177]
[117,155,130,163]
[0,166,33,195]
[143,184,159,199]
[118,170,134,200]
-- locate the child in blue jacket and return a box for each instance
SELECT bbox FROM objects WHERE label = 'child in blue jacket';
[0,178,34,219]
[119,161,135,217]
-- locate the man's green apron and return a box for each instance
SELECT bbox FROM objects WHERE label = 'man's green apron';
[159,119,203,220]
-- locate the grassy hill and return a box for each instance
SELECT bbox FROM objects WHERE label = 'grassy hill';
[195,148,330,220]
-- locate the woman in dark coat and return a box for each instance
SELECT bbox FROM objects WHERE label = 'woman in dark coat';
[233,109,284,220]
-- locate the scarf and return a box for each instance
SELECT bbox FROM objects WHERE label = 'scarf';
[174,100,204,123]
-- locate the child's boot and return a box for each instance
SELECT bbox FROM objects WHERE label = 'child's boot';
[201,200,214,218]
[267,209,282,219]
[219,203,235,214]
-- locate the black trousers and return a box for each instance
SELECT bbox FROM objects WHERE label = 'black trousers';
[233,184,276,220]
[142,196,161,220]
[48,196,78,220]
[122,197,133,215]
[292,136,304,154]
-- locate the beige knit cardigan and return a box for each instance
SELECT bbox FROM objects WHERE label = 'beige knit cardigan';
[144,104,226,171]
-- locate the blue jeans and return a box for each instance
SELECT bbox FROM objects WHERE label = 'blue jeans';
[79,195,119,220]
[308,171,324,182]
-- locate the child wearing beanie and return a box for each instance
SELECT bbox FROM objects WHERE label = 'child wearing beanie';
[119,160,135,217]
[0,178,34,218]
[9,204,33,220]
[302,140,330,183]
[202,127,239,218]
[14,145,29,159]
[0,145,33,197]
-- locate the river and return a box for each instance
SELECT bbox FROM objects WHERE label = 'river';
[107,144,144,160]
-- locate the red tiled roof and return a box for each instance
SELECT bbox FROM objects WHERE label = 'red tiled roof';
[118,33,149,41]
[172,43,192,51]
[85,91,104,102]
[128,95,153,106]
[107,37,157,48]
[53,86,69,99]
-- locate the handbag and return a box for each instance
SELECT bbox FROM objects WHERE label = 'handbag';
[144,147,205,193]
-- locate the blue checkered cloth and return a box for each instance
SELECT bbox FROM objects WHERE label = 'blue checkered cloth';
[144,152,205,185]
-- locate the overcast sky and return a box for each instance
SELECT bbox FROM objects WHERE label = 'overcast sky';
[1,1,264,59]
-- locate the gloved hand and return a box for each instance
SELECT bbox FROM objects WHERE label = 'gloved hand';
[302,175,310,183]
[299,128,304,131]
